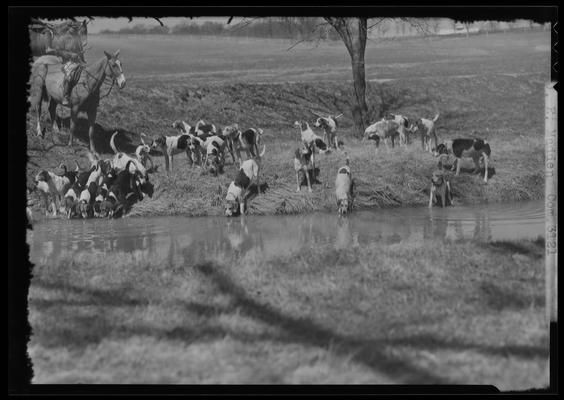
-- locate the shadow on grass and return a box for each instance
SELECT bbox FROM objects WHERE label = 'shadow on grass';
[56,117,157,155]
[479,281,545,311]
[192,261,448,384]
[30,256,548,383]
[486,240,544,259]
[440,163,497,180]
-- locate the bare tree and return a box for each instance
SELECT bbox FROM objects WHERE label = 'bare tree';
[228,17,430,136]
[463,22,471,38]
[322,18,370,134]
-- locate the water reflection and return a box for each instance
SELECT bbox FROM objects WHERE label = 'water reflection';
[28,200,544,268]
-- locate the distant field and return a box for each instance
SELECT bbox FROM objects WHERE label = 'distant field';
[86,31,551,83]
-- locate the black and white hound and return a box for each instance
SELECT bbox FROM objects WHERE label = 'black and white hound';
[110,131,149,178]
[434,138,491,183]
[225,159,261,217]
[101,160,153,218]
[151,132,193,172]
[222,124,266,167]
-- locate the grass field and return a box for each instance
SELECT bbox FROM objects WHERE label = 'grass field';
[28,236,548,387]
[84,31,550,83]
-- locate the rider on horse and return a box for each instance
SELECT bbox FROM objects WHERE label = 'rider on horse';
[45,47,85,106]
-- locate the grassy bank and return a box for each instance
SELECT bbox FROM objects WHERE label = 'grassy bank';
[27,73,546,218]
[28,237,548,387]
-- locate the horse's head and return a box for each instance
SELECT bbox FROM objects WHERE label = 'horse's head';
[104,50,126,89]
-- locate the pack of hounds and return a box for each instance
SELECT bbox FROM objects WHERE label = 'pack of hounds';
[30,111,492,220]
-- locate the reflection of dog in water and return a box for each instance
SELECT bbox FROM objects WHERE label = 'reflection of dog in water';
[428,170,453,208]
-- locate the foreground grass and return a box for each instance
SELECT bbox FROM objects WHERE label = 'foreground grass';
[28,237,548,388]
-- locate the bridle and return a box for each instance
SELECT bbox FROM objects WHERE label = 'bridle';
[80,56,123,98]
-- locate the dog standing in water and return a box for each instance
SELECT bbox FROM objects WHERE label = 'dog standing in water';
[335,156,354,215]
[428,170,453,208]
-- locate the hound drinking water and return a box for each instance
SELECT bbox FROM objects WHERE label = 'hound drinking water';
[225,159,261,217]
[335,157,354,215]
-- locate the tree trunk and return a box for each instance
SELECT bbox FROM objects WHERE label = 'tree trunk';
[350,53,369,136]
[325,17,369,137]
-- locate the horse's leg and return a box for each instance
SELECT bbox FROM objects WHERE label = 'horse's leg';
[87,107,98,154]
[48,99,59,134]
[69,110,77,148]
[33,91,44,138]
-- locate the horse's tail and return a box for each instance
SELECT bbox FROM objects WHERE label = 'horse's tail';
[110,131,121,154]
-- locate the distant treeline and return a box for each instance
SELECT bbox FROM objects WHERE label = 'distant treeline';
[99,19,342,40]
[98,18,549,39]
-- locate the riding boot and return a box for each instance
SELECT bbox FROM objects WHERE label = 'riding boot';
[62,79,70,105]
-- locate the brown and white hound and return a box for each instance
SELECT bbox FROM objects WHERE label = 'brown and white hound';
[335,157,354,215]
[222,124,266,167]
[384,113,411,146]
[314,114,341,150]
[225,159,261,217]
[364,119,400,153]
[412,113,440,153]
[293,143,315,192]
[428,170,453,208]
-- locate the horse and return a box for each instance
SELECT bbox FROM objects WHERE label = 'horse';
[29,50,126,154]
[29,19,88,61]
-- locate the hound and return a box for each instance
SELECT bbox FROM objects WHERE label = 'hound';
[77,185,93,219]
[62,182,82,218]
[171,120,193,135]
[412,113,440,153]
[34,169,73,216]
[225,159,261,217]
[110,132,148,178]
[335,157,354,215]
[434,138,491,183]
[294,120,329,171]
[195,119,217,136]
[137,133,154,171]
[428,170,453,208]
[314,113,342,150]
[204,135,227,175]
[293,143,314,192]
[151,131,193,172]
[104,160,151,218]
[364,119,400,153]
[384,113,411,146]
[222,124,266,167]
[171,119,217,137]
